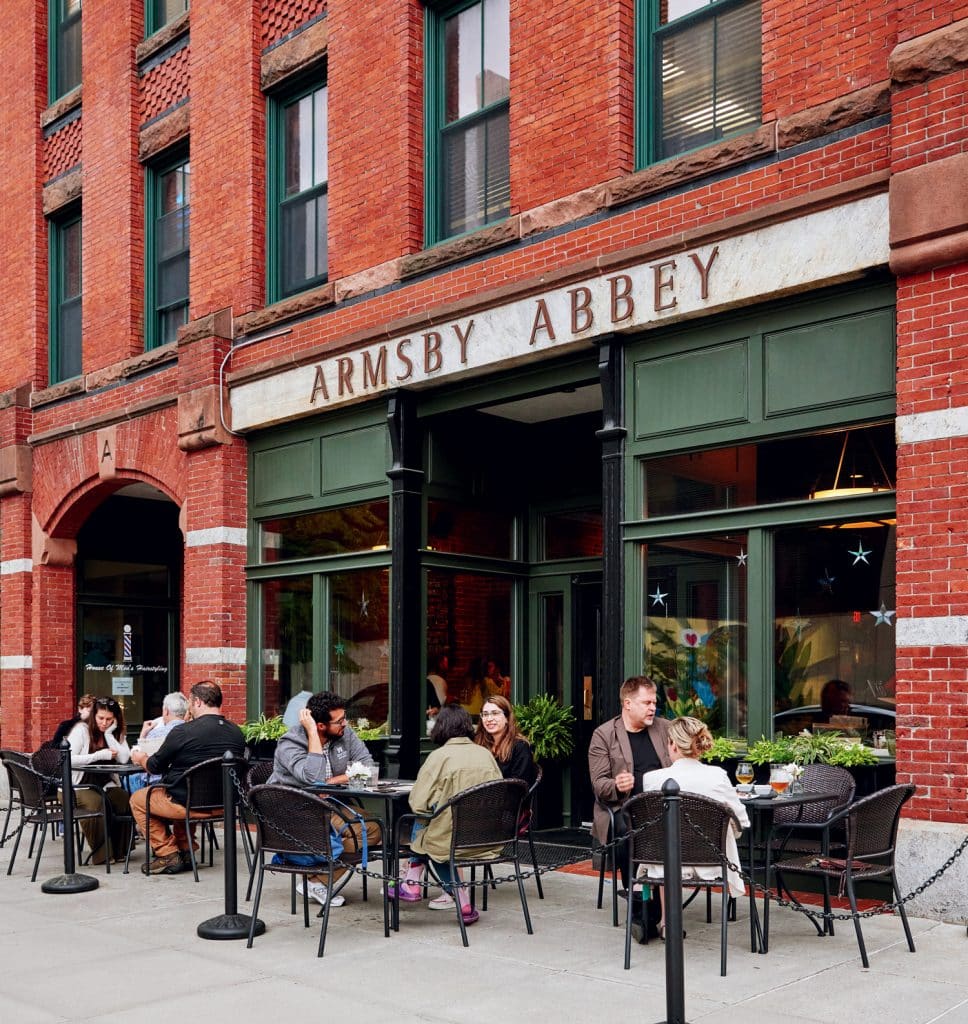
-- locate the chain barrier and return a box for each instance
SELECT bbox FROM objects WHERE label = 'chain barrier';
[680,805,968,924]
[229,766,662,891]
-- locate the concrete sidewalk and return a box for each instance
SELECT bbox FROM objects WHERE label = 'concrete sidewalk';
[0,830,966,1024]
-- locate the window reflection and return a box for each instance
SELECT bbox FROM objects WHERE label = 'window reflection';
[261,577,313,720]
[330,569,390,728]
[427,498,514,559]
[643,534,748,737]
[261,500,389,561]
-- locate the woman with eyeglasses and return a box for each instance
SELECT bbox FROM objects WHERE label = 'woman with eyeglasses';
[473,695,537,787]
[65,696,133,864]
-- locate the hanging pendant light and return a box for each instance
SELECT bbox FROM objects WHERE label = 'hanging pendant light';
[811,429,895,501]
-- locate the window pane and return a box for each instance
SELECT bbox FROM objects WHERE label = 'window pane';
[544,509,603,559]
[329,569,390,728]
[57,1,82,96]
[261,501,390,562]
[62,218,82,298]
[442,105,509,236]
[159,305,187,345]
[427,498,514,559]
[155,0,188,27]
[773,523,896,742]
[280,190,327,294]
[426,569,513,715]
[79,558,170,599]
[313,87,328,185]
[643,534,748,737]
[662,0,713,25]
[58,297,82,380]
[445,3,483,122]
[482,0,510,105]
[644,425,896,517]
[657,0,761,158]
[261,577,314,720]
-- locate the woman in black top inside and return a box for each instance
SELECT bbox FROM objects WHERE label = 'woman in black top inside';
[473,694,537,786]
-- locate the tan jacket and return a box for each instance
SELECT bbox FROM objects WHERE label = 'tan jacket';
[409,737,502,862]
[587,714,673,845]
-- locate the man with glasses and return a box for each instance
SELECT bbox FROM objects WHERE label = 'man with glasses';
[268,691,379,907]
[588,676,672,941]
[129,680,245,875]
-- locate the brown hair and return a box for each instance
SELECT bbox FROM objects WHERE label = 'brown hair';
[89,697,127,751]
[619,675,657,702]
[473,694,529,765]
[667,716,713,759]
[78,694,96,711]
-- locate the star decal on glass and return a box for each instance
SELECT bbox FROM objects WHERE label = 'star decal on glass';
[848,542,872,566]
[792,611,811,639]
[736,549,748,567]
[649,586,668,609]
[378,641,390,659]
[818,569,836,593]
[334,642,346,656]
[870,603,896,627]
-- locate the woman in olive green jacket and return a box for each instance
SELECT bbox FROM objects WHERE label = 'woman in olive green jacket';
[399,704,501,924]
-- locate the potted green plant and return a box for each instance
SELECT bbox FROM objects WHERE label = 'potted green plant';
[513,694,576,828]
[240,714,288,760]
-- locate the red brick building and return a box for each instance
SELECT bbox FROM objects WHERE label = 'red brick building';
[1,1,966,914]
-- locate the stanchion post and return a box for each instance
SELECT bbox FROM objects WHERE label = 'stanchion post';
[41,740,99,894]
[197,750,265,940]
[659,778,690,1024]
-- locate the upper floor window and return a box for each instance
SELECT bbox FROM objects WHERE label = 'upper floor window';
[146,0,189,37]
[49,210,82,384]
[426,0,510,244]
[639,0,761,165]
[267,80,328,301]
[146,153,190,349]
[49,0,82,102]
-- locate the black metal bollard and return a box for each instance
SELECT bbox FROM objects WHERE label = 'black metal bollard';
[41,740,99,893]
[658,778,690,1024]
[197,751,265,939]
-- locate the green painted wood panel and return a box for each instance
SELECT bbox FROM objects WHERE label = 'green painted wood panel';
[252,440,316,506]
[321,424,388,494]
[633,340,750,441]
[765,308,895,418]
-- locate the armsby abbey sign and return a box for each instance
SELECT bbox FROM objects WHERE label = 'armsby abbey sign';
[229,194,887,432]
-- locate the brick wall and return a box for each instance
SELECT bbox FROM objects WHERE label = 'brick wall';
[140,41,191,123]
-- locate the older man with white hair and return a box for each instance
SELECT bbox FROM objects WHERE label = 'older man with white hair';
[128,691,190,792]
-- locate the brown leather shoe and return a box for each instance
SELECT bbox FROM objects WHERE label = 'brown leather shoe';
[141,851,185,875]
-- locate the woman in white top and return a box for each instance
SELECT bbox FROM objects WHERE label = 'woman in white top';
[65,696,132,864]
[640,716,750,937]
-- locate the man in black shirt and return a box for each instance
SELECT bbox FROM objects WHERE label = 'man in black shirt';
[130,680,245,874]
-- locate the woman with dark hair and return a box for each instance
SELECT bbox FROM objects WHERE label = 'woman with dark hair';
[397,704,501,924]
[474,694,536,786]
[65,696,132,864]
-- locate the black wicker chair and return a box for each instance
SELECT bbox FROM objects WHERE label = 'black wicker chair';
[595,798,622,926]
[144,756,237,881]
[242,760,276,899]
[4,760,109,882]
[246,783,389,957]
[482,764,545,905]
[765,763,856,940]
[772,783,916,968]
[623,790,741,974]
[0,750,31,848]
[394,778,532,948]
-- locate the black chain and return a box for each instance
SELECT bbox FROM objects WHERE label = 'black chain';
[680,805,968,923]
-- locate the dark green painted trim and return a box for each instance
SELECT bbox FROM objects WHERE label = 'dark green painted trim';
[145,0,189,38]
[48,207,82,386]
[49,0,81,104]
[144,146,189,352]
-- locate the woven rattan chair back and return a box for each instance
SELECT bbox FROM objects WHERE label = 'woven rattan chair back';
[624,791,734,871]
[773,764,855,826]
[449,778,528,856]
[845,783,914,861]
[182,757,229,813]
[248,783,334,859]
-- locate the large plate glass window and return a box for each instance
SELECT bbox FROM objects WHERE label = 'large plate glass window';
[428,0,510,242]
[639,0,761,165]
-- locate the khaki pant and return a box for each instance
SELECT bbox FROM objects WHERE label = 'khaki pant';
[309,809,382,885]
[129,785,220,858]
[65,786,132,865]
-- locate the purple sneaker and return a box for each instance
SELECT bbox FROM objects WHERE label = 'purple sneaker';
[461,906,480,925]
[390,879,423,902]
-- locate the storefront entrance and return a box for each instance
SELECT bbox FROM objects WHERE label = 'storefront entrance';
[75,488,181,737]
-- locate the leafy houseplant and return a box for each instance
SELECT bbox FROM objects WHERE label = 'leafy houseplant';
[700,736,742,764]
[240,714,287,759]
[746,735,796,766]
[513,694,576,763]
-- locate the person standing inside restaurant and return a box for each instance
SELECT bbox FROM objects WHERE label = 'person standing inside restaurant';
[129,680,245,875]
[65,696,132,864]
[640,716,750,937]
[268,690,380,907]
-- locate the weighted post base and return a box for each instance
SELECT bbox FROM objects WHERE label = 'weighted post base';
[41,873,99,894]
[197,913,265,940]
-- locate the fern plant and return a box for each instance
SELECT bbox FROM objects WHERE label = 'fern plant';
[513,694,576,762]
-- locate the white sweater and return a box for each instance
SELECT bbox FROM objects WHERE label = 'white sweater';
[66,722,131,787]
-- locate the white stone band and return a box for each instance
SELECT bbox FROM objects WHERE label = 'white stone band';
[896,406,968,444]
[0,559,33,575]
[0,656,32,669]
[185,647,247,665]
[896,615,968,647]
[186,527,247,548]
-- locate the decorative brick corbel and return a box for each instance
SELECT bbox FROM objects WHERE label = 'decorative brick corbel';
[178,385,230,450]
[32,513,77,567]
[0,444,32,497]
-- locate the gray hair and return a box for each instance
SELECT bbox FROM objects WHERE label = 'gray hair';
[162,692,189,718]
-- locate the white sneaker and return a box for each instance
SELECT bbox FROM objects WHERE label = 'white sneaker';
[296,880,346,907]
[428,893,455,910]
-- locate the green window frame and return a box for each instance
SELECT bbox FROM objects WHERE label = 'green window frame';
[145,0,189,37]
[145,151,190,350]
[635,0,762,168]
[49,0,82,102]
[266,77,328,303]
[49,209,82,385]
[425,0,510,245]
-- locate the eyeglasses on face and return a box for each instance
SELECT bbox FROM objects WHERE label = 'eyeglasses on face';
[480,710,506,719]
[328,716,347,726]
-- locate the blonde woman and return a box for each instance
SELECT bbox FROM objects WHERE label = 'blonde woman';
[640,716,749,937]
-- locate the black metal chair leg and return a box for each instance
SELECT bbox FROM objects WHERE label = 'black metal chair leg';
[894,873,916,953]
[845,876,869,968]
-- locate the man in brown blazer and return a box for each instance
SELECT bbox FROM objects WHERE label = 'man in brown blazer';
[588,674,673,937]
